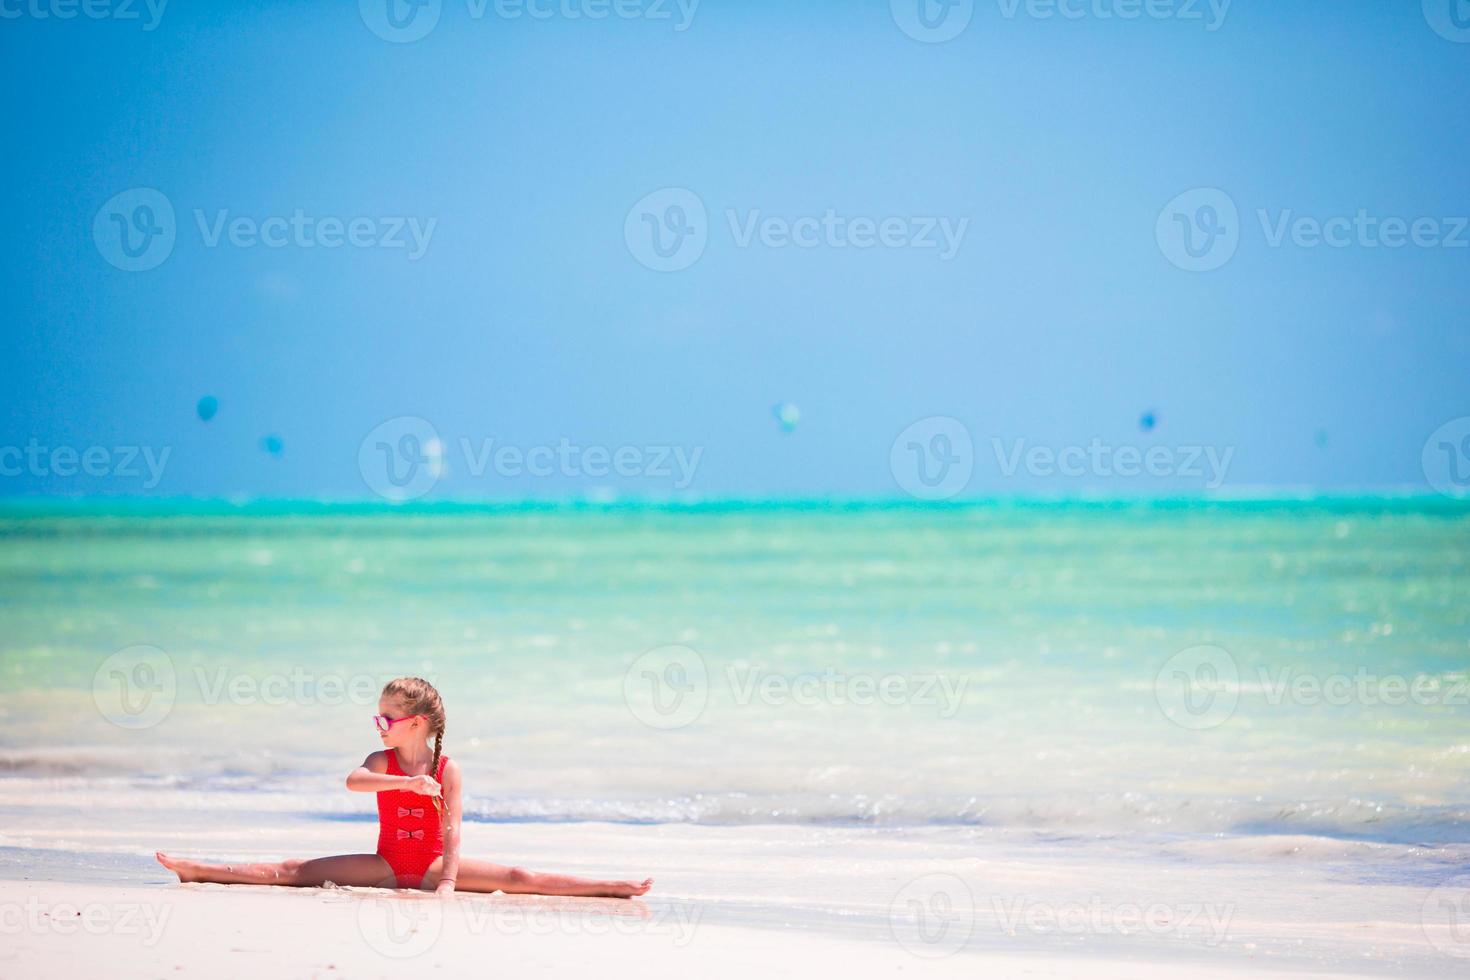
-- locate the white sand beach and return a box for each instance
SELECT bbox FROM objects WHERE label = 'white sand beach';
[3,818,1465,978]
[0,876,1416,980]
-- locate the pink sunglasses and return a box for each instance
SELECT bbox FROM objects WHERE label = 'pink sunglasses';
[372,713,424,733]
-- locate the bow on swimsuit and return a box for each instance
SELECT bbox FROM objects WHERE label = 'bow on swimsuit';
[376,750,448,888]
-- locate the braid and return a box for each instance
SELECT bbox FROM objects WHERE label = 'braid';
[430,726,444,818]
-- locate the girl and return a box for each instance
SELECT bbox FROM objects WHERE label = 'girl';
[157,676,653,898]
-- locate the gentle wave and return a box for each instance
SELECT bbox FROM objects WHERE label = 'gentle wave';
[5,766,1468,846]
[455,794,1470,844]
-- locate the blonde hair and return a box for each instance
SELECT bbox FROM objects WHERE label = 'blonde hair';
[380,676,447,784]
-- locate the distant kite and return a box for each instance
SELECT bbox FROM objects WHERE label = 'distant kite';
[196,396,219,422]
[773,402,801,433]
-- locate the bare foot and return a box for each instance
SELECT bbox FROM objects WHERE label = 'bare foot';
[608,878,653,898]
[156,851,205,883]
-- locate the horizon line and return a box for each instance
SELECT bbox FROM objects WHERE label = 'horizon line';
[0,488,1466,513]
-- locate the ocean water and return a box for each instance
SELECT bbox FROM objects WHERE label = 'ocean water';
[2,498,1468,849]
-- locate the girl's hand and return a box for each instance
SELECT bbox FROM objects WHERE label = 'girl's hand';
[435,880,456,897]
[404,775,442,799]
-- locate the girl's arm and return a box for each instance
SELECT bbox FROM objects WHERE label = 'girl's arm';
[435,759,463,896]
[345,752,421,793]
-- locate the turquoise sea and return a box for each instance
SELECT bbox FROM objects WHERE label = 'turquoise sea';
[2,498,1467,845]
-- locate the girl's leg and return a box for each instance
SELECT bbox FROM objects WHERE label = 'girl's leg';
[422,857,652,898]
[156,851,396,888]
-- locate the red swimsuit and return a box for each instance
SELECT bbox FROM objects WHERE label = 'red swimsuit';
[376,750,448,888]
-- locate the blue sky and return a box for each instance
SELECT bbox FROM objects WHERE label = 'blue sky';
[2,0,1467,500]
